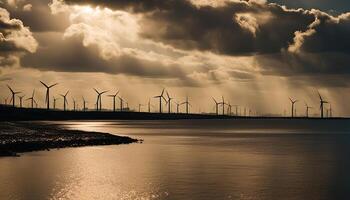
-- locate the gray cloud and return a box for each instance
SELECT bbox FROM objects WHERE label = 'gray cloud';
[21,32,201,86]
[2,0,70,32]
[60,0,316,55]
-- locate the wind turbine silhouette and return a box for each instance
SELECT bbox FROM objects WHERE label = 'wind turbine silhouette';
[174,101,181,114]
[18,95,25,108]
[305,102,313,118]
[72,98,76,111]
[60,91,69,111]
[219,96,226,115]
[289,97,298,118]
[318,91,328,118]
[94,88,108,111]
[148,98,151,113]
[181,96,191,114]
[212,97,220,115]
[329,104,333,118]
[118,96,125,112]
[82,97,87,111]
[154,89,166,113]
[108,91,119,112]
[166,91,174,113]
[53,96,59,110]
[40,81,58,110]
[227,102,233,116]
[7,85,21,107]
[26,89,35,108]
[138,103,144,112]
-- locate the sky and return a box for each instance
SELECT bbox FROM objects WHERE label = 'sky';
[0,0,350,116]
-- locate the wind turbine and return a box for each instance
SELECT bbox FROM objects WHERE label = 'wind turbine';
[289,97,298,118]
[181,96,191,114]
[305,102,313,118]
[82,97,87,111]
[18,95,25,108]
[154,89,166,113]
[318,91,328,118]
[7,85,21,107]
[118,96,124,112]
[53,96,59,110]
[94,88,108,111]
[108,91,119,112]
[26,89,35,109]
[148,99,151,113]
[60,91,69,111]
[329,104,333,118]
[174,101,180,114]
[212,97,220,115]
[227,102,233,116]
[72,98,76,111]
[40,81,58,110]
[166,91,174,114]
[219,96,225,115]
[138,103,144,112]
[233,105,239,116]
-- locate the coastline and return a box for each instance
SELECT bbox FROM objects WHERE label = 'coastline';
[0,121,140,157]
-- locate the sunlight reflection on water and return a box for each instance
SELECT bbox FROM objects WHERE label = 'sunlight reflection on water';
[1,120,350,200]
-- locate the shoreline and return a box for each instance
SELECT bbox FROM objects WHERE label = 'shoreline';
[0,122,140,157]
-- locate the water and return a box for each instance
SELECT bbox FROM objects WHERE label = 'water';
[1,120,350,200]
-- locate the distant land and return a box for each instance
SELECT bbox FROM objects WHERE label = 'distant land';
[0,104,349,121]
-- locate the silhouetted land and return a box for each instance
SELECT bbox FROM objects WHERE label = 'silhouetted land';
[0,121,139,157]
[0,104,349,121]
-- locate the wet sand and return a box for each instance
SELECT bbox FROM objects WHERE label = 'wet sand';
[0,122,139,157]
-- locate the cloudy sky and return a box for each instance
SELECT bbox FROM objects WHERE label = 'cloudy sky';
[0,0,349,116]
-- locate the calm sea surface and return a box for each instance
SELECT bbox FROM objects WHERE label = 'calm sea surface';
[1,120,350,200]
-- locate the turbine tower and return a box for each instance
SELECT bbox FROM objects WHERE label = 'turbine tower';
[108,91,119,112]
[175,101,180,114]
[118,96,124,112]
[7,85,21,107]
[219,96,226,115]
[60,91,69,111]
[72,98,76,111]
[18,95,25,108]
[154,89,166,113]
[82,97,87,111]
[40,81,58,110]
[53,96,59,110]
[148,99,151,113]
[289,97,298,118]
[305,102,312,118]
[318,91,328,118]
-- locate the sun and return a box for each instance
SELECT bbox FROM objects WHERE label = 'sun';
[81,6,94,14]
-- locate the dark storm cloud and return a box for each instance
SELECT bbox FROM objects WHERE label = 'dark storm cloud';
[62,0,316,55]
[21,33,192,81]
[2,0,70,32]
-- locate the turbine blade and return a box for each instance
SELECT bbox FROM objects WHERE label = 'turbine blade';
[40,81,49,88]
[49,83,59,88]
[161,89,165,96]
[7,85,14,93]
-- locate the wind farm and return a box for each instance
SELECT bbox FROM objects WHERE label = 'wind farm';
[0,81,345,121]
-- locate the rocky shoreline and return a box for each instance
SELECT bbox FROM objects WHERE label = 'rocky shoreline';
[0,122,139,157]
